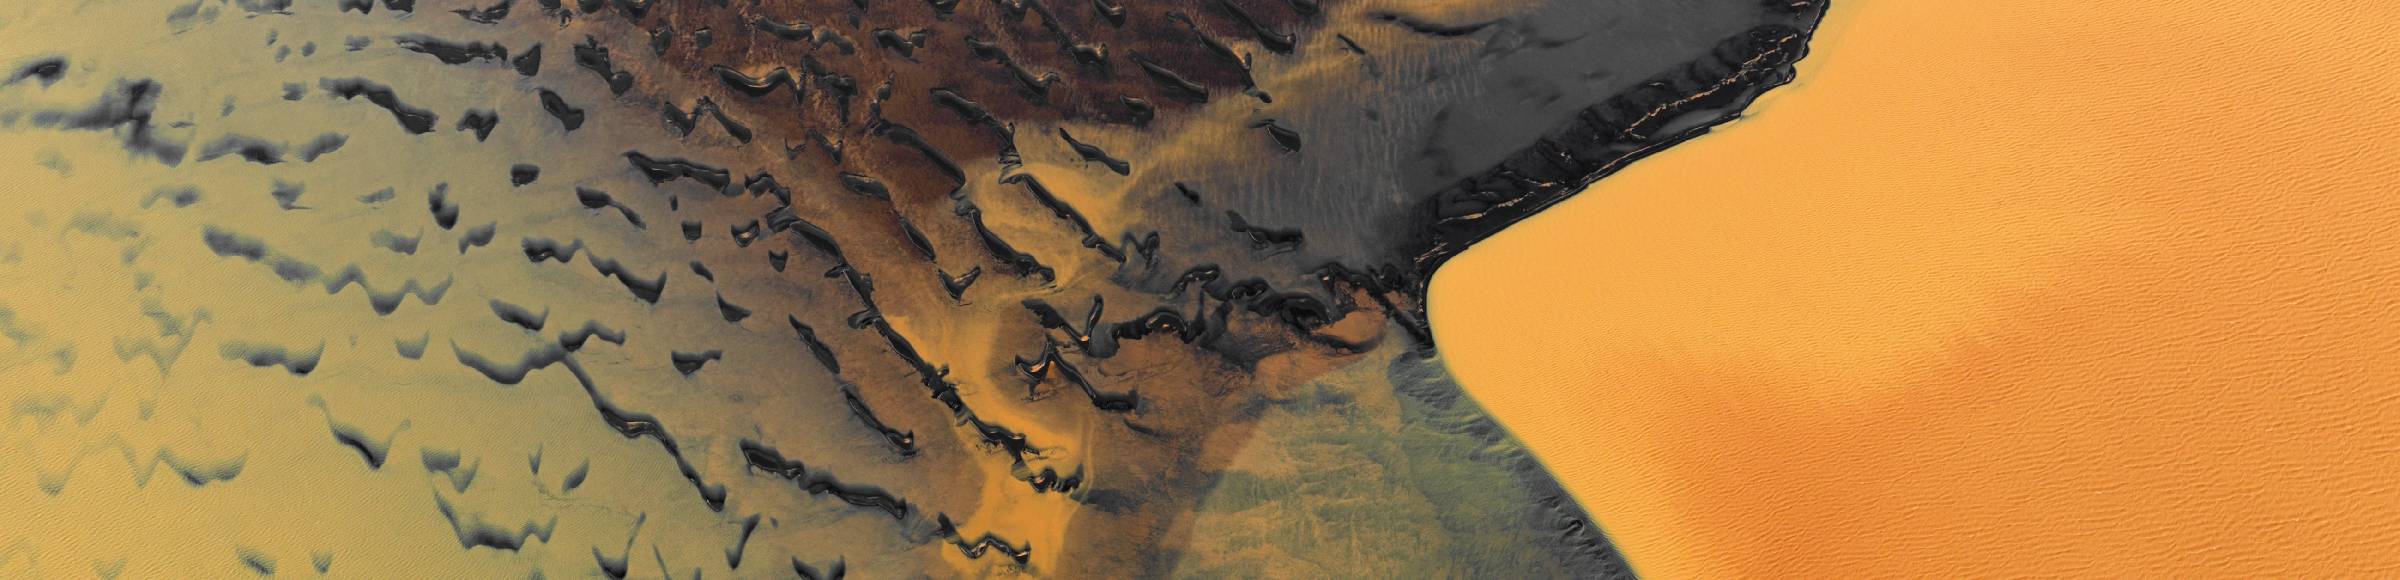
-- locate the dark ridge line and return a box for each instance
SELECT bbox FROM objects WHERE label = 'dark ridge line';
[840,385,918,457]
[432,489,558,552]
[319,77,439,134]
[1017,462,1084,494]
[1004,173,1126,262]
[297,132,348,162]
[5,56,66,87]
[1013,343,1137,411]
[522,236,585,263]
[150,448,248,487]
[838,172,890,200]
[955,200,1057,283]
[1224,210,1304,254]
[723,513,763,569]
[649,24,675,57]
[490,299,549,332]
[270,179,307,210]
[219,340,323,375]
[1211,0,1294,53]
[24,79,187,164]
[323,265,455,315]
[574,186,648,230]
[585,251,668,303]
[737,439,912,519]
[560,355,730,511]
[662,96,756,143]
[396,332,431,359]
[1121,95,1156,126]
[1073,263,1367,358]
[593,513,644,580]
[429,182,461,229]
[716,292,752,322]
[804,128,845,163]
[143,185,203,208]
[868,121,968,185]
[614,0,662,21]
[237,547,275,575]
[572,35,636,95]
[458,109,499,141]
[809,28,858,55]
[710,65,799,101]
[195,134,283,165]
[929,88,999,127]
[558,319,626,351]
[670,349,723,375]
[1056,127,1130,175]
[563,459,590,492]
[767,207,847,261]
[393,34,508,64]
[1334,33,1379,78]
[538,88,586,132]
[29,441,240,495]
[451,340,567,385]
[625,151,733,192]
[420,447,481,493]
[514,43,543,76]
[959,36,1060,105]
[787,316,843,375]
[818,260,1042,463]
[754,16,815,42]
[1249,117,1301,151]
[457,222,497,253]
[744,171,794,204]
[896,215,938,262]
[934,514,1032,564]
[1020,296,1102,351]
[452,0,512,23]
[1128,52,1208,102]
[939,266,982,300]
[1366,10,1495,37]
[731,219,762,247]
[791,556,847,580]
[312,395,407,470]
[805,58,862,122]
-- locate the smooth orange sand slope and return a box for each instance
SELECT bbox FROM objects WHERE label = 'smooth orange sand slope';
[1432,1,2400,577]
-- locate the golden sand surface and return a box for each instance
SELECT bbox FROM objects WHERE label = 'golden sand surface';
[1433,0,2400,576]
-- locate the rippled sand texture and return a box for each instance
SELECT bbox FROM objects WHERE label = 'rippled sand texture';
[1436,1,2400,577]
[0,0,1823,577]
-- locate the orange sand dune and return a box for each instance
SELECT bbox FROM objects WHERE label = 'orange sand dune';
[1433,1,2400,577]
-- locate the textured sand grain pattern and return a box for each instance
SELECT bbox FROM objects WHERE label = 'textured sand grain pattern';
[0,0,1822,576]
[1438,0,2400,577]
